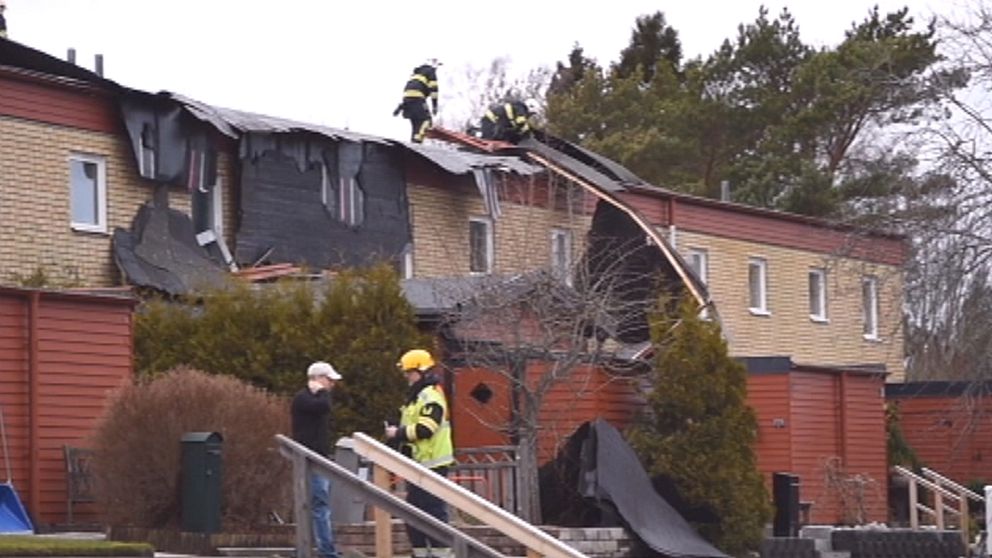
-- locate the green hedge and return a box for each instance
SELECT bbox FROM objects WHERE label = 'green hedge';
[0,537,152,556]
[135,264,429,438]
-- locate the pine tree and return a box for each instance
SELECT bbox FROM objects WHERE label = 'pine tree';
[629,298,771,555]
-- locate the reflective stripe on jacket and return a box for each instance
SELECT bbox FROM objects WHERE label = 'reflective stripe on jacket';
[399,384,454,469]
[403,65,439,101]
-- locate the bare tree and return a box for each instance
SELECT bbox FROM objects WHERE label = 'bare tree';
[899,2,992,382]
[437,57,552,133]
[438,235,665,522]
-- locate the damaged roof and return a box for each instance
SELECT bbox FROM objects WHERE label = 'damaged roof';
[167,92,392,145]
[404,142,540,176]
[163,91,540,177]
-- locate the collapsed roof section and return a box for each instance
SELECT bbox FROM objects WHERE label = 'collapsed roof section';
[426,127,710,331]
[111,91,543,293]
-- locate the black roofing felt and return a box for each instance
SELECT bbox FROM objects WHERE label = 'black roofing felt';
[531,130,647,187]
[517,135,626,193]
[0,38,116,86]
[886,381,992,398]
[541,419,727,558]
[112,204,226,295]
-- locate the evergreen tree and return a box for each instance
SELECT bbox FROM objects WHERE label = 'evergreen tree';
[134,264,427,438]
[629,298,771,555]
[614,12,682,83]
[547,43,598,98]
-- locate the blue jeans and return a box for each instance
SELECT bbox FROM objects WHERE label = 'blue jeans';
[309,473,340,558]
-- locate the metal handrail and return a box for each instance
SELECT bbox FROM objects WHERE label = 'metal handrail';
[275,435,506,558]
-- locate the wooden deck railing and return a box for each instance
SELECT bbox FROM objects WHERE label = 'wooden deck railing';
[892,465,983,548]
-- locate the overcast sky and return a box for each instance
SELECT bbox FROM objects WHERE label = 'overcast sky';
[9,0,945,141]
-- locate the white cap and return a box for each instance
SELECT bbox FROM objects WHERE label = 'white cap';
[307,361,342,380]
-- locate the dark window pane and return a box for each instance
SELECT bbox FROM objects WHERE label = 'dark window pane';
[470,220,488,273]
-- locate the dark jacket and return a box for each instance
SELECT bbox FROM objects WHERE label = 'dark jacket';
[481,101,532,142]
[291,388,332,456]
[402,64,439,113]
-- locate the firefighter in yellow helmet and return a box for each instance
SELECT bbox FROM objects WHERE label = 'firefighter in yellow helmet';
[385,349,454,558]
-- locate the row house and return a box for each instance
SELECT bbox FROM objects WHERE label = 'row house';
[0,37,905,525]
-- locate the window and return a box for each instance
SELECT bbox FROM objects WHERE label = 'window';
[322,165,364,227]
[402,243,414,280]
[688,249,709,318]
[748,258,768,314]
[139,123,156,177]
[192,176,223,236]
[469,217,493,274]
[688,249,708,285]
[809,268,828,322]
[551,228,573,285]
[863,276,879,339]
[69,154,107,233]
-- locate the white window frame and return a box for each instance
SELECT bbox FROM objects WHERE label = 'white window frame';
[211,176,224,238]
[469,216,494,275]
[551,228,573,286]
[139,134,155,178]
[322,165,364,227]
[402,244,414,280]
[809,268,828,323]
[69,153,108,233]
[863,275,879,340]
[748,257,769,315]
[688,248,708,285]
[688,248,710,319]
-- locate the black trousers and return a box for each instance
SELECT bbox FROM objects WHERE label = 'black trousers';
[406,466,449,551]
[402,100,432,143]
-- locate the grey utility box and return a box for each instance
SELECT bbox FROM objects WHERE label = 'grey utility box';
[331,437,368,523]
[181,431,223,533]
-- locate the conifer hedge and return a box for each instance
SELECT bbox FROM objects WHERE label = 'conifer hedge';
[134,264,429,438]
[629,299,771,555]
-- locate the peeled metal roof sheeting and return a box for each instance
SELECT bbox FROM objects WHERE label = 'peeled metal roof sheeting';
[169,92,391,145]
[405,142,540,176]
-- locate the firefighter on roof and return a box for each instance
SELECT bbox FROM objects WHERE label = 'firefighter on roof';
[394,59,440,144]
[479,98,540,143]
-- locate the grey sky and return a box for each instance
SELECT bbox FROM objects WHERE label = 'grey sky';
[10,0,941,141]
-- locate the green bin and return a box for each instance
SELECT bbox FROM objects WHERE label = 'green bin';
[181,432,223,533]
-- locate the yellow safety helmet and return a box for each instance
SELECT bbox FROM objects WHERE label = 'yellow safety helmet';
[397,349,435,372]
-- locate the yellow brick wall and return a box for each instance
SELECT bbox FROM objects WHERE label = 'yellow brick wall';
[676,229,905,380]
[0,115,211,287]
[408,180,592,278]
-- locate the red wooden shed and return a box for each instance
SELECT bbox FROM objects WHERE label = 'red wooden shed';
[451,356,889,525]
[886,382,992,485]
[743,358,888,525]
[0,287,135,527]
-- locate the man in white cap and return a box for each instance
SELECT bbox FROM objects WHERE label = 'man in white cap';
[291,361,343,558]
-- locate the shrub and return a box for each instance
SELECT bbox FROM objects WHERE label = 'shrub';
[91,368,290,530]
[629,297,771,555]
[135,264,425,438]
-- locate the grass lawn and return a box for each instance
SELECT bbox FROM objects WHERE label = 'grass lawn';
[0,535,153,556]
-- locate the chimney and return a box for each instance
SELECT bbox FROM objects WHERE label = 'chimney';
[67,48,76,65]
[94,54,104,77]
[720,180,731,202]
